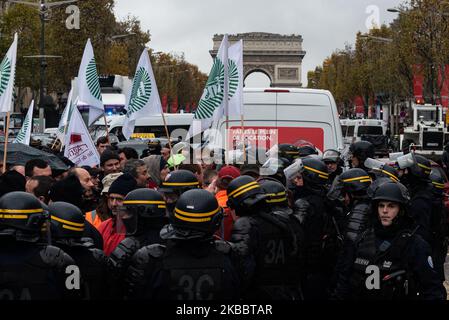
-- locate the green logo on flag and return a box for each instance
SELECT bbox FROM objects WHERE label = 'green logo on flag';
[16,112,29,143]
[194,58,225,120]
[0,57,11,96]
[228,59,239,100]
[127,67,152,117]
[86,58,102,101]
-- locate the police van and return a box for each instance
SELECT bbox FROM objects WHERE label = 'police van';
[208,88,344,153]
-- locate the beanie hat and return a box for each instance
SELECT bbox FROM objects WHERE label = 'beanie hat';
[108,173,137,196]
[100,149,120,167]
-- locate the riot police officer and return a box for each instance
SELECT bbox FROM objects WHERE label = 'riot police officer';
[158,169,200,214]
[400,154,434,245]
[333,181,445,300]
[349,141,375,171]
[125,189,240,300]
[49,201,108,300]
[0,192,76,300]
[290,158,337,299]
[108,188,169,297]
[322,149,343,184]
[428,170,449,286]
[228,175,304,299]
[329,168,373,243]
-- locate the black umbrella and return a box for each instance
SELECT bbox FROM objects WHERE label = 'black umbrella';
[0,143,68,170]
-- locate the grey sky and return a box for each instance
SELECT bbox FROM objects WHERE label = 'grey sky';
[114,0,404,86]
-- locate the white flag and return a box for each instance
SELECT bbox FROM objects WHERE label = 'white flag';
[77,39,104,126]
[14,100,34,145]
[187,34,229,140]
[122,49,163,140]
[0,33,18,113]
[228,39,243,116]
[64,106,100,167]
[56,89,75,143]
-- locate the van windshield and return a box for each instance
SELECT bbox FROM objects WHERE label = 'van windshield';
[417,110,439,122]
[347,126,355,136]
[357,126,383,136]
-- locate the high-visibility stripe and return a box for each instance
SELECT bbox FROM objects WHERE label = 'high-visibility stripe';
[174,207,220,218]
[0,214,28,219]
[360,179,372,183]
[304,166,329,178]
[0,208,43,214]
[232,185,260,198]
[123,200,166,205]
[51,215,84,228]
[174,213,212,223]
[158,205,167,209]
[284,151,299,155]
[432,182,445,189]
[62,224,84,232]
[266,192,286,197]
[417,163,431,171]
[380,169,399,182]
[161,181,199,187]
[266,197,288,203]
[228,181,258,198]
[342,176,371,183]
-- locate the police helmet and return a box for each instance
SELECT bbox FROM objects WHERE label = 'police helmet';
[159,169,199,194]
[119,188,167,236]
[340,168,372,194]
[372,181,410,205]
[170,189,223,237]
[429,169,446,194]
[301,158,329,190]
[371,164,399,183]
[259,178,288,207]
[49,202,85,239]
[227,175,266,210]
[0,191,44,241]
[278,144,300,163]
[407,154,432,180]
[323,149,340,163]
[298,145,319,158]
[350,141,375,164]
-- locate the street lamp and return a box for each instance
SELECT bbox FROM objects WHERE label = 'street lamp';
[7,0,78,132]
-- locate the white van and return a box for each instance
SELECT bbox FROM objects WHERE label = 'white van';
[90,113,194,142]
[209,88,344,153]
[340,119,356,145]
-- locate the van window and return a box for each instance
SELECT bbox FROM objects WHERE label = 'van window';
[347,125,355,137]
[341,125,347,137]
[357,126,383,136]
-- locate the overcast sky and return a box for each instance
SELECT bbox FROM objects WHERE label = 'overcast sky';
[114,0,404,87]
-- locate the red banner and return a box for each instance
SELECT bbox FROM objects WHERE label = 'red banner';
[161,94,168,113]
[171,96,178,113]
[438,65,449,108]
[185,102,191,113]
[412,64,424,100]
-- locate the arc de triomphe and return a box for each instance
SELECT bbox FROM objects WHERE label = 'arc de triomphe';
[210,32,306,87]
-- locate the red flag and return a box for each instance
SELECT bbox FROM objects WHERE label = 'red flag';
[185,102,191,113]
[161,94,168,113]
[412,64,424,101]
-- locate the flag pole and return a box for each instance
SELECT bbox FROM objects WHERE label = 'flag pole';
[161,111,176,169]
[2,112,10,173]
[103,114,110,144]
[241,114,246,163]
